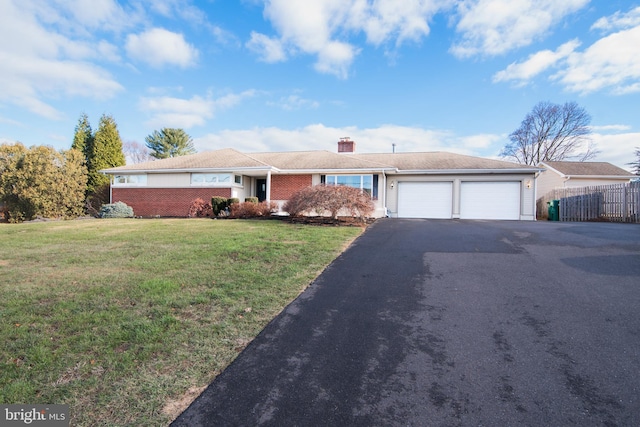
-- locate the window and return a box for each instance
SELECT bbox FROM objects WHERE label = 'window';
[323,174,377,198]
[191,173,242,186]
[113,175,147,186]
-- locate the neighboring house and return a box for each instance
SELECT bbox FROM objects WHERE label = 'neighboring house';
[101,138,541,220]
[536,161,634,198]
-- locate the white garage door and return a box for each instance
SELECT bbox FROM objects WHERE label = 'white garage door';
[460,182,521,220]
[398,182,453,219]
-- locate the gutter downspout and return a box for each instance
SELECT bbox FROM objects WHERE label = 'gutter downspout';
[382,171,388,217]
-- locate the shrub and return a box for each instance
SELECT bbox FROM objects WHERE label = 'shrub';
[99,201,134,218]
[245,197,259,204]
[211,197,227,216]
[227,198,240,206]
[0,143,87,222]
[229,201,278,218]
[188,198,213,218]
[283,184,374,219]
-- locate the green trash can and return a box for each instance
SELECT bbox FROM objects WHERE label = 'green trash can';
[547,200,560,221]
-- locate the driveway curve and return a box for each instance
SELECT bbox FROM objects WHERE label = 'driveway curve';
[172,219,640,426]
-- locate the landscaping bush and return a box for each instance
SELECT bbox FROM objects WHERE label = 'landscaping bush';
[227,198,240,206]
[229,201,278,218]
[188,198,213,218]
[211,197,227,216]
[283,184,374,219]
[99,201,134,218]
[245,197,259,204]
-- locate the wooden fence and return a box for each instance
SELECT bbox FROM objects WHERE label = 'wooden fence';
[538,181,640,223]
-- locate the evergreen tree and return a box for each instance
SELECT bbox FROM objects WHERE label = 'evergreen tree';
[145,128,196,159]
[87,114,125,194]
[71,112,93,164]
[0,143,87,222]
[629,147,640,176]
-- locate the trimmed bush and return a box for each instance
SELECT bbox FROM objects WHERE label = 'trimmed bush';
[227,198,240,206]
[283,184,374,220]
[245,197,259,204]
[99,201,134,218]
[229,201,278,218]
[211,197,227,216]
[188,198,213,218]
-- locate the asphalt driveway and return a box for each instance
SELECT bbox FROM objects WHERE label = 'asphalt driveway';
[172,219,640,426]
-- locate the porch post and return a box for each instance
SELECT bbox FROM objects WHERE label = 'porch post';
[266,170,271,202]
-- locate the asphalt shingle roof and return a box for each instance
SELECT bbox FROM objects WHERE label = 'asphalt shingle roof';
[103,148,540,173]
[542,161,634,177]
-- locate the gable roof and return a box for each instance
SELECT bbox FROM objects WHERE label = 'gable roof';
[540,161,634,177]
[102,148,540,174]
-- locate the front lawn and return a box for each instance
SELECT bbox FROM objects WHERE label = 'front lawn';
[0,219,364,426]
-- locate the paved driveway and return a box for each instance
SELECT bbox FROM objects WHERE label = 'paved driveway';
[172,219,640,426]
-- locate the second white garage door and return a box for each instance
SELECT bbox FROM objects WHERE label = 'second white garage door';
[460,182,521,220]
[398,182,453,218]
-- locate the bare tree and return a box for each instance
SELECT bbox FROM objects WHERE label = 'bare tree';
[501,101,597,165]
[123,140,153,164]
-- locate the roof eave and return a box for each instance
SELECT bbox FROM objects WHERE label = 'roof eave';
[392,168,541,175]
[276,167,396,174]
[101,166,276,174]
[566,175,634,180]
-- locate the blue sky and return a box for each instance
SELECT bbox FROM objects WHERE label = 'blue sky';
[1,0,639,170]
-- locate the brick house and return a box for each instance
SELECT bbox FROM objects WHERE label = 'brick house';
[101,138,541,220]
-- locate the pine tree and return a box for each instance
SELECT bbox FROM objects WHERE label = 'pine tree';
[145,128,196,159]
[629,147,640,176]
[87,114,126,194]
[71,112,93,164]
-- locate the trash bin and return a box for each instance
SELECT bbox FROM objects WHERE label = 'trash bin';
[547,200,559,221]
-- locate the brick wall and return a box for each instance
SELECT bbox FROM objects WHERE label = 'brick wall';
[271,175,312,200]
[112,188,231,217]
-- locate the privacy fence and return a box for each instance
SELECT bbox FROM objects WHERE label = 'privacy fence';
[537,181,640,223]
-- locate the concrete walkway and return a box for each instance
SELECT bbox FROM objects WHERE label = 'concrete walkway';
[172,219,640,426]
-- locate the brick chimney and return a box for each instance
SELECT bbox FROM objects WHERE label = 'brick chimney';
[337,137,355,153]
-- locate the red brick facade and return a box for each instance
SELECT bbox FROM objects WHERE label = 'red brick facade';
[270,175,313,200]
[112,188,231,217]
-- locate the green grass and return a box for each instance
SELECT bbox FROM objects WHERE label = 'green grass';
[0,218,364,426]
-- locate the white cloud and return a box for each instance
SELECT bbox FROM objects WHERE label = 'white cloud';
[451,0,588,58]
[140,90,258,129]
[590,124,632,132]
[493,6,640,94]
[554,26,640,94]
[249,0,451,78]
[246,32,287,63]
[350,0,447,46]
[0,0,123,119]
[125,28,198,68]
[591,6,640,33]
[493,39,580,85]
[268,94,320,111]
[194,123,503,156]
[591,131,640,171]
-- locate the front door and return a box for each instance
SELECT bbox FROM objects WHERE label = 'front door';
[256,179,267,202]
